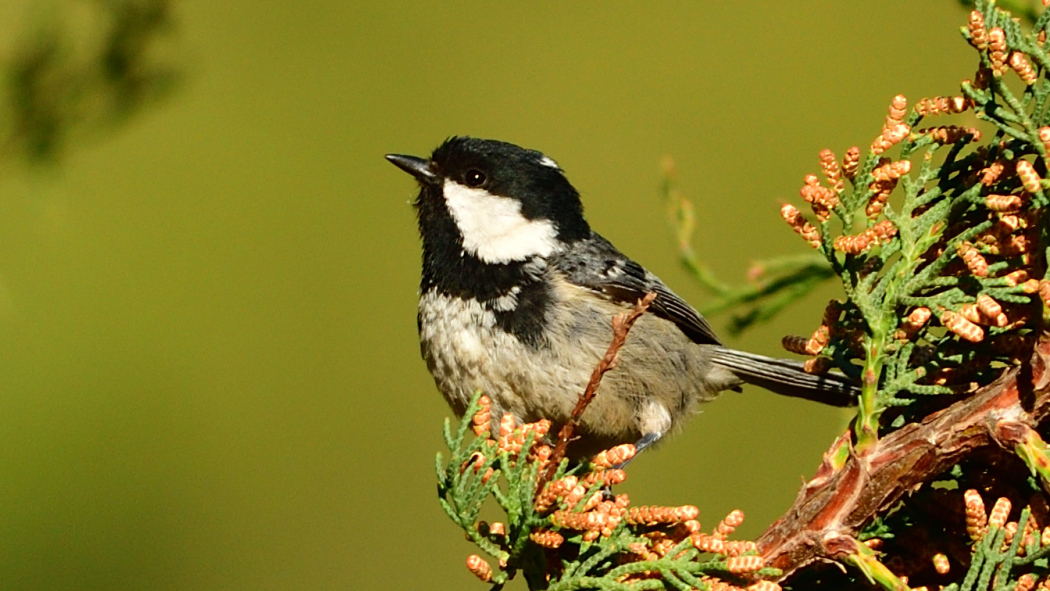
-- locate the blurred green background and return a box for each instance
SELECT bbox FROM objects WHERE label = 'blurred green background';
[0,2,977,589]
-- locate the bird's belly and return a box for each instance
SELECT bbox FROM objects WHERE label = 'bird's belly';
[417,288,733,454]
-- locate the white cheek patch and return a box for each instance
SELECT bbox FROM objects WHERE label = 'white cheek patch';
[443,180,559,264]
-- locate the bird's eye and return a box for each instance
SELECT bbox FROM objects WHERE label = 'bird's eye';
[465,169,486,187]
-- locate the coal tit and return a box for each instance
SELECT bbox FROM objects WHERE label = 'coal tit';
[387,137,856,458]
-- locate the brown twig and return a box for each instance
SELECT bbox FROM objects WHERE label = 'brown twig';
[537,292,657,492]
[756,331,1050,580]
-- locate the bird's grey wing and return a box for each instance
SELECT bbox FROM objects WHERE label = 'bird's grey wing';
[551,233,723,346]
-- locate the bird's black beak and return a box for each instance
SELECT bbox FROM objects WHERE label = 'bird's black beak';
[385,154,438,183]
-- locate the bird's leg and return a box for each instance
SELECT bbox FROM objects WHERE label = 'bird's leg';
[612,431,662,470]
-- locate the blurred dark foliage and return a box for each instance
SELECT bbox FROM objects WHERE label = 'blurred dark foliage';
[3,0,180,165]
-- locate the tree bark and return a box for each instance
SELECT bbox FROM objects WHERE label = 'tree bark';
[757,333,1050,578]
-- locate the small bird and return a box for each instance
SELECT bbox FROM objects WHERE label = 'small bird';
[387,137,855,458]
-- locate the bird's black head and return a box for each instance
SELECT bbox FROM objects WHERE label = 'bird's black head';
[386,137,590,266]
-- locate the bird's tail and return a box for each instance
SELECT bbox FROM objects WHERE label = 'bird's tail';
[709,348,858,407]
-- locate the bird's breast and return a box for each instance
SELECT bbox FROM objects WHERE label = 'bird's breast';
[415,275,734,455]
[417,287,577,421]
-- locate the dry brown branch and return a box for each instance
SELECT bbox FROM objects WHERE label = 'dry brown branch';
[537,292,657,491]
[756,331,1050,580]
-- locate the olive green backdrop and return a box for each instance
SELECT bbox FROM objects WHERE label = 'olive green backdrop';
[0,2,973,589]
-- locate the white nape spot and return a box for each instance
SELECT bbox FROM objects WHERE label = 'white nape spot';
[443,180,559,264]
[538,155,561,170]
